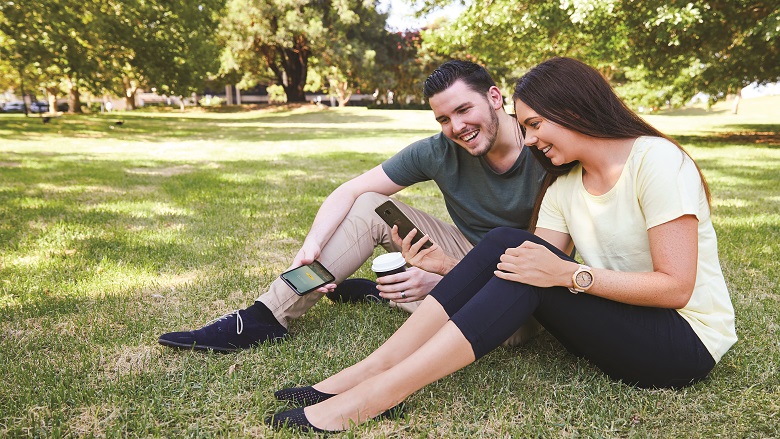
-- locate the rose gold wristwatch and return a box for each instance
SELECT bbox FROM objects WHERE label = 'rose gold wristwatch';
[568,264,593,294]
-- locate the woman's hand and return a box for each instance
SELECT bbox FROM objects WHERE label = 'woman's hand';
[376,267,442,303]
[391,225,457,276]
[494,241,575,288]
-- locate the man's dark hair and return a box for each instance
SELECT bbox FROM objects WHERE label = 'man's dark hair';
[423,60,497,100]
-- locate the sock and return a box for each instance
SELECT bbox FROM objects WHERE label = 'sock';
[246,301,283,326]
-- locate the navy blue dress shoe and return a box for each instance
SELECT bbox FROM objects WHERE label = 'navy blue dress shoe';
[158,301,287,352]
[327,278,387,304]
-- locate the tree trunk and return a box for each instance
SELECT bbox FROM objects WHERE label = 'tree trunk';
[18,67,29,116]
[46,87,58,114]
[263,38,309,103]
[66,76,83,114]
[69,88,82,113]
[283,84,306,102]
[330,78,352,107]
[731,89,742,115]
[124,77,138,110]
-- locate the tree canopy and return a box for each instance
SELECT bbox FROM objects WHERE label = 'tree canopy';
[420,0,779,108]
[1,0,777,111]
[218,0,408,104]
[0,0,225,111]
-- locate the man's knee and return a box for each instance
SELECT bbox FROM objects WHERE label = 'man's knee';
[350,192,391,219]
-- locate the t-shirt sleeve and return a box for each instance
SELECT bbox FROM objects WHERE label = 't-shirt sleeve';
[636,141,704,229]
[537,177,569,234]
[381,136,437,187]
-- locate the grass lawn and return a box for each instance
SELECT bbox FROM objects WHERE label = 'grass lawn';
[1,97,778,438]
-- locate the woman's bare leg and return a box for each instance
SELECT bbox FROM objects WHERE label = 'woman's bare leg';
[313,296,449,394]
[306,320,476,431]
[314,295,450,394]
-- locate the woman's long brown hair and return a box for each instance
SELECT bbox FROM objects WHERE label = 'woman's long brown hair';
[515,57,711,231]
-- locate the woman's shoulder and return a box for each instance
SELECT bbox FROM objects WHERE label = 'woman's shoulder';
[631,136,690,169]
[634,136,677,153]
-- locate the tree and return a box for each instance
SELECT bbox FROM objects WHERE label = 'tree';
[219,0,394,103]
[381,29,444,106]
[0,0,99,113]
[617,0,779,110]
[0,0,226,112]
[101,0,226,110]
[420,0,779,111]
[310,2,403,106]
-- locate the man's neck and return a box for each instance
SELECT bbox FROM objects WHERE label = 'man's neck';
[483,111,523,173]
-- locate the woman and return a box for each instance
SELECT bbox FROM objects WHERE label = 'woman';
[265,57,737,433]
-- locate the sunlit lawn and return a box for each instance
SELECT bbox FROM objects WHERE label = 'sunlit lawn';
[1,98,778,438]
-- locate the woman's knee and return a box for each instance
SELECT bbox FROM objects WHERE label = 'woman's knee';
[482,227,535,246]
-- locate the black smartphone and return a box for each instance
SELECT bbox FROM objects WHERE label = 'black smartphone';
[374,200,433,250]
[279,260,336,296]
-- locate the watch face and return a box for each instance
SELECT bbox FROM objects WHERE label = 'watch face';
[575,270,593,288]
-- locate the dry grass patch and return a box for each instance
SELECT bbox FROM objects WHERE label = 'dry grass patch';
[70,403,122,438]
[99,345,158,380]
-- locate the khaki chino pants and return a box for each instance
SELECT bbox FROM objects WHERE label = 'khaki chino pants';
[257,192,542,346]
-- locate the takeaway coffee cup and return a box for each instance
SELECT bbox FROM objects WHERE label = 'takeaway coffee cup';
[372,252,407,279]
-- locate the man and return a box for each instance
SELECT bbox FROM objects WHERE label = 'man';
[158,60,547,352]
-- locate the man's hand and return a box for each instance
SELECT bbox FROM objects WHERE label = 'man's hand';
[391,226,458,276]
[289,241,336,294]
[376,267,442,303]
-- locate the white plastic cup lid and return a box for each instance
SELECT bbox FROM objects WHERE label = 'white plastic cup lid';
[372,252,406,272]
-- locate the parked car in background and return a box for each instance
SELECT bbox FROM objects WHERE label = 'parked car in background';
[2,101,26,113]
[30,101,49,113]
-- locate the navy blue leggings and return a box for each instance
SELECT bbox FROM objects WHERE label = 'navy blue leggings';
[430,227,715,388]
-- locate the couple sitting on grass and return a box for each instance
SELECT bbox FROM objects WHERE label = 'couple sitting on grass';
[159,57,737,433]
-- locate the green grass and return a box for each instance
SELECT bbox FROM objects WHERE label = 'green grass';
[1,98,779,438]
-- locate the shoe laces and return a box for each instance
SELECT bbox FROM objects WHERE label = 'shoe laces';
[206,310,244,335]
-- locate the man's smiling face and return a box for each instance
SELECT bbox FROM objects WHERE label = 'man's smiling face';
[429,80,501,157]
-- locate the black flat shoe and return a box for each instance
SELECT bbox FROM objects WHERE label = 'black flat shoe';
[274,386,336,406]
[264,407,326,433]
[265,404,406,433]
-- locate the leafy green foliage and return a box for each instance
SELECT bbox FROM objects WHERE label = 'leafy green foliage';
[0,0,226,111]
[101,0,226,106]
[422,0,779,109]
[218,0,402,104]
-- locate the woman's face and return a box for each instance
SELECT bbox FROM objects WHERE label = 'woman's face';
[514,98,580,166]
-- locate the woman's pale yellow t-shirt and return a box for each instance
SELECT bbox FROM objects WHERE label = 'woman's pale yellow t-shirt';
[537,136,737,362]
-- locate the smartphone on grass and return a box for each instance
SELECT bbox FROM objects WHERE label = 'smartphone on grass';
[374,200,433,250]
[280,260,336,296]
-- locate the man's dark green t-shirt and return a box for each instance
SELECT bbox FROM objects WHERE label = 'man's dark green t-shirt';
[382,132,547,245]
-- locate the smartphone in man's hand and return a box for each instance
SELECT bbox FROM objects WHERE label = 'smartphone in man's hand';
[375,200,433,250]
[280,260,336,295]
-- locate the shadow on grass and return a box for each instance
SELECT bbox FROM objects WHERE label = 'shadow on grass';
[0,150,388,312]
[653,107,731,116]
[676,123,780,148]
[0,110,433,143]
